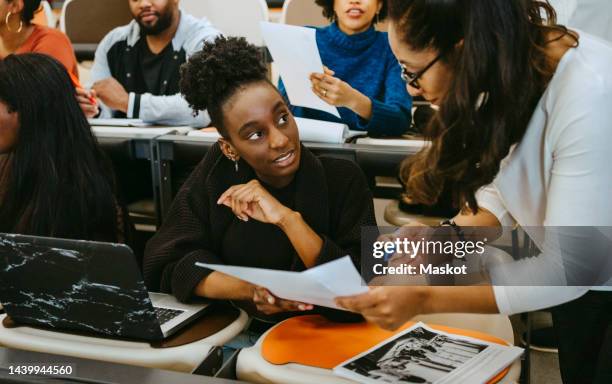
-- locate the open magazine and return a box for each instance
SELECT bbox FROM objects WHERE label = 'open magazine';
[334,322,523,384]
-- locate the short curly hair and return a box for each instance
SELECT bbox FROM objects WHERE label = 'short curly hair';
[315,0,387,22]
[180,36,269,137]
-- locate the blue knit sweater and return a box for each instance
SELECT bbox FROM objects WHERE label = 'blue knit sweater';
[279,22,412,136]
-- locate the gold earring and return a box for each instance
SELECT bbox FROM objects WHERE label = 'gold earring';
[5,12,23,33]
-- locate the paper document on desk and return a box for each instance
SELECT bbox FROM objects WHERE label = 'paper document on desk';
[356,137,429,149]
[88,118,151,127]
[187,119,365,143]
[91,126,192,136]
[196,256,367,310]
[261,22,340,118]
[295,117,364,143]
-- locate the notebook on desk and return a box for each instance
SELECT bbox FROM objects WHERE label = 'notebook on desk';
[0,234,208,342]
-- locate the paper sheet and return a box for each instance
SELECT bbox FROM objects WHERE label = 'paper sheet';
[187,118,362,144]
[196,256,368,310]
[356,137,429,149]
[91,126,192,136]
[88,118,151,127]
[261,22,341,118]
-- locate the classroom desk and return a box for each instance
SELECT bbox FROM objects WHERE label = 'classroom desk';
[0,346,243,383]
[0,307,249,373]
[153,135,422,221]
[236,313,522,384]
[93,127,192,225]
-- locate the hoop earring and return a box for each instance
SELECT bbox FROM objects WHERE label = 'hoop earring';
[5,12,23,34]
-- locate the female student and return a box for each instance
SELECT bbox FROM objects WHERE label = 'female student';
[279,0,412,136]
[0,0,77,77]
[336,1,612,382]
[143,36,375,319]
[0,0,98,116]
[0,53,130,245]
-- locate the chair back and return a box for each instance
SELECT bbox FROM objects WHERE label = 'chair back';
[60,0,132,47]
[180,0,269,46]
[280,0,327,27]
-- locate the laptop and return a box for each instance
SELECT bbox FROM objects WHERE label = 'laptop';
[0,234,208,341]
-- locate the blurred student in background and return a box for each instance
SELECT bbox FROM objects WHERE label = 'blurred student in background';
[0,0,77,77]
[0,54,132,247]
[279,0,412,136]
[83,0,220,125]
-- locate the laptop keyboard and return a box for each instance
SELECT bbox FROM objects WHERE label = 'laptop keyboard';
[154,307,185,325]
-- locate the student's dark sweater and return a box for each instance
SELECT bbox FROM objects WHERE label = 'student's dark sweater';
[143,143,376,306]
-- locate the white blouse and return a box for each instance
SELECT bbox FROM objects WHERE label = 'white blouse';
[475,33,612,314]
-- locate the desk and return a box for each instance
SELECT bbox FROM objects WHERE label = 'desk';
[0,308,249,373]
[236,313,521,384]
[93,128,191,225]
[0,346,243,383]
[153,135,420,221]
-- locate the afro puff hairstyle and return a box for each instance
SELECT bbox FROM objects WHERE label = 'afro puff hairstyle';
[180,36,270,137]
[315,0,387,22]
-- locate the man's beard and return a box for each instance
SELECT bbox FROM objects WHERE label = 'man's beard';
[137,9,174,36]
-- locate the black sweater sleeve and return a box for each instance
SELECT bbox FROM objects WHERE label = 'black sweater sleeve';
[143,154,223,302]
[315,157,376,269]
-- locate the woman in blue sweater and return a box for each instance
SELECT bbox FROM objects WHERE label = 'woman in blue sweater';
[279,0,412,136]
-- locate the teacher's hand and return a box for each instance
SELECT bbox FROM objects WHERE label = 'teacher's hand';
[217,179,293,225]
[253,287,313,315]
[335,286,426,331]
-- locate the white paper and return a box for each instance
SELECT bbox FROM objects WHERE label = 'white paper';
[356,137,429,149]
[88,118,151,127]
[196,256,368,310]
[187,129,221,139]
[91,126,192,136]
[187,118,365,144]
[261,22,340,118]
[334,322,523,384]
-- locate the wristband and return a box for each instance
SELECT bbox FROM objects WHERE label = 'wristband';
[439,219,466,242]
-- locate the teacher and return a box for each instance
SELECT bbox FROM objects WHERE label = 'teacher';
[336,1,612,383]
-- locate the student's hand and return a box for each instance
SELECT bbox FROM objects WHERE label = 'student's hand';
[92,77,129,113]
[335,286,425,331]
[75,87,99,118]
[217,180,293,225]
[310,66,360,108]
[253,286,313,315]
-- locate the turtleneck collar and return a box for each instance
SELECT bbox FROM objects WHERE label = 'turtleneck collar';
[322,21,378,53]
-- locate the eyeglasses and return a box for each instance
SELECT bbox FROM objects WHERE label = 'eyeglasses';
[399,53,443,90]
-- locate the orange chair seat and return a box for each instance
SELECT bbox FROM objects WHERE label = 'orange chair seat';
[262,315,512,384]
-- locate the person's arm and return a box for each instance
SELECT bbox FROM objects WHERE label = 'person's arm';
[310,67,373,121]
[337,286,498,331]
[131,93,210,127]
[88,29,118,118]
[310,60,413,136]
[143,155,223,302]
[217,179,323,268]
[351,58,413,136]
